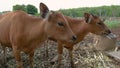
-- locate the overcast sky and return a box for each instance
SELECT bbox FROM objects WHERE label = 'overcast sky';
[0,0,120,12]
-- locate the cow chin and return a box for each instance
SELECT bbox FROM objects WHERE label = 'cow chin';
[57,36,74,43]
[93,31,103,35]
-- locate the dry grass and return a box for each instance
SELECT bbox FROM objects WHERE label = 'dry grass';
[0,34,120,68]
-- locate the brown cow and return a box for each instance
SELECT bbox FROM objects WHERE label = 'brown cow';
[0,3,76,68]
[40,6,113,68]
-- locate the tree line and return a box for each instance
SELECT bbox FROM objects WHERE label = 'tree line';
[0,4,38,16]
[59,5,120,17]
[0,4,120,17]
[13,4,38,15]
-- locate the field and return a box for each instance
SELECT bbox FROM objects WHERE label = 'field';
[0,17,120,68]
[105,17,120,29]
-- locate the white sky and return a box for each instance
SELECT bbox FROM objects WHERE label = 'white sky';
[0,0,120,12]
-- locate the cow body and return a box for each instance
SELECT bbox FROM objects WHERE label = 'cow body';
[48,14,112,68]
[0,3,76,68]
[0,11,46,53]
[39,4,112,67]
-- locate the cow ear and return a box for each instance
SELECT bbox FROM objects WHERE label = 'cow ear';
[84,13,93,24]
[39,2,49,18]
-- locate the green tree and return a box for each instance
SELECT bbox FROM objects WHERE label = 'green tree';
[26,4,38,15]
[13,4,26,12]
[60,5,120,17]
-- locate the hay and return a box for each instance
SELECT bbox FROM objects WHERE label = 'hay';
[94,35,117,51]
[0,34,120,68]
[73,45,118,68]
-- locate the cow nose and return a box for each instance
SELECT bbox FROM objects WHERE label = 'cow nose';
[72,36,77,41]
[106,30,111,34]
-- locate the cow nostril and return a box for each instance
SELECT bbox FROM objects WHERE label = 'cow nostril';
[72,36,77,41]
[108,30,111,33]
[106,30,111,34]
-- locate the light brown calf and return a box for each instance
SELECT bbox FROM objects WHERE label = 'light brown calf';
[0,3,76,68]
[40,6,112,68]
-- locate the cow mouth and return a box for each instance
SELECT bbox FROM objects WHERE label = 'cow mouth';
[106,33,117,40]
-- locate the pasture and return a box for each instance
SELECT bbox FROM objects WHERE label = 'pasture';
[0,17,120,68]
[105,17,120,28]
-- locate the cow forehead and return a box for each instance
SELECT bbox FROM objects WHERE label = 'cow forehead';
[54,12,68,24]
[94,17,103,23]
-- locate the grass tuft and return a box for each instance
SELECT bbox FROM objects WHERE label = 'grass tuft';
[105,20,120,28]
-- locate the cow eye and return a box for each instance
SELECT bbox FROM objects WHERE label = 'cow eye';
[97,22,102,25]
[57,22,64,27]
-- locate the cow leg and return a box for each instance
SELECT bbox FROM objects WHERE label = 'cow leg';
[68,46,74,68]
[3,46,7,67]
[12,46,22,68]
[57,42,63,68]
[29,51,34,68]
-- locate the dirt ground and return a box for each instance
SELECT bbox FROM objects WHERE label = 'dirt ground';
[0,27,120,68]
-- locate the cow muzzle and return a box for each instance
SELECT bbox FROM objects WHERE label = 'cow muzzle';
[102,30,117,40]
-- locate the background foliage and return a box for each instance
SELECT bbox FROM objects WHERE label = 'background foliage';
[59,5,120,17]
[13,4,38,15]
[1,5,120,17]
[26,4,38,15]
